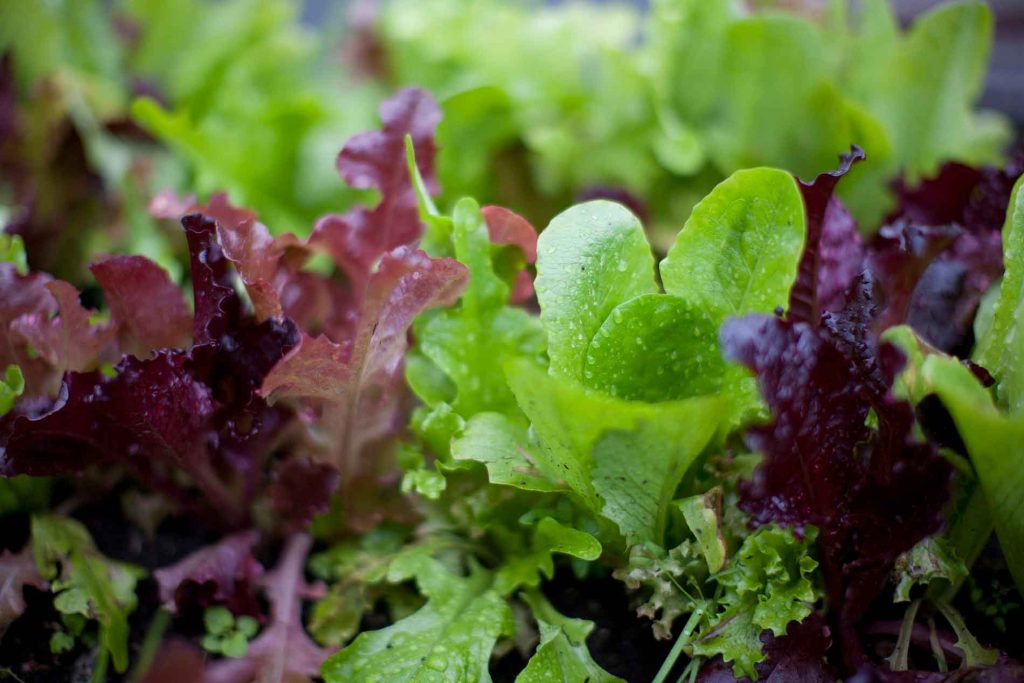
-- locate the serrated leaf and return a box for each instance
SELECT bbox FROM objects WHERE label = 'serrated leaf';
[414,198,545,420]
[614,541,706,640]
[693,525,820,679]
[692,605,765,680]
[516,592,624,683]
[321,555,514,683]
[30,515,142,673]
[535,200,657,382]
[493,518,601,596]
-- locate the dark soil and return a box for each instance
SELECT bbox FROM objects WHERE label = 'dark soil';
[541,568,677,683]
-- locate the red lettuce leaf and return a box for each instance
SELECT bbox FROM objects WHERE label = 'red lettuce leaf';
[261,246,467,479]
[268,457,340,534]
[8,278,116,380]
[883,152,1024,351]
[154,530,263,617]
[722,298,951,670]
[866,222,961,332]
[310,88,441,285]
[0,546,46,638]
[201,534,328,683]
[482,204,538,303]
[90,255,192,354]
[1,216,301,528]
[788,146,865,324]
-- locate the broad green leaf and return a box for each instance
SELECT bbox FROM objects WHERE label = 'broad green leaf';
[535,200,657,382]
[883,326,993,576]
[677,488,727,573]
[506,360,722,546]
[974,175,1024,412]
[660,168,805,323]
[31,515,143,673]
[582,294,726,402]
[921,355,1024,595]
[516,592,624,683]
[321,555,514,683]
[450,413,565,493]
[858,1,1006,177]
[493,518,601,595]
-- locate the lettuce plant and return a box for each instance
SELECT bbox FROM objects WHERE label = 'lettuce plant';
[376,0,1009,231]
[0,4,1022,680]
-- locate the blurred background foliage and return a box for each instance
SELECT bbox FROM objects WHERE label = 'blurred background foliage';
[0,0,1018,283]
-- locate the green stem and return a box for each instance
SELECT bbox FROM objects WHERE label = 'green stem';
[129,608,171,682]
[935,600,998,667]
[927,616,948,673]
[886,599,920,671]
[653,606,705,683]
[90,648,109,683]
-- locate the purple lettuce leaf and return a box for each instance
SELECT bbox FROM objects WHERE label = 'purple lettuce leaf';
[154,530,263,617]
[883,151,1024,351]
[8,278,116,381]
[0,546,46,638]
[201,534,329,683]
[0,216,301,528]
[310,88,441,286]
[90,255,192,355]
[481,204,538,303]
[260,247,467,488]
[866,222,961,333]
[268,457,340,534]
[788,146,865,325]
[722,298,951,670]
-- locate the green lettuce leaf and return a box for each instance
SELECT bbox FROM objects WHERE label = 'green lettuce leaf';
[31,515,143,673]
[692,525,819,679]
[450,413,565,493]
[516,591,624,683]
[974,174,1024,412]
[506,359,722,547]
[493,517,601,596]
[660,167,805,322]
[414,198,545,421]
[921,355,1024,595]
[321,553,514,683]
[535,200,657,382]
